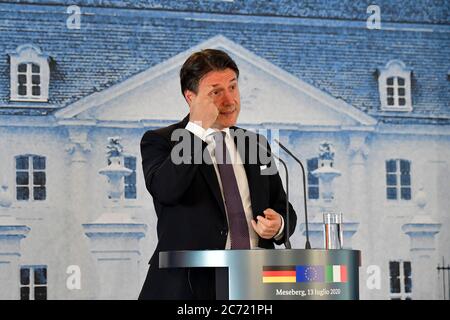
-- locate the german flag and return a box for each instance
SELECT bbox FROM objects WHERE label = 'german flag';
[262,266,296,283]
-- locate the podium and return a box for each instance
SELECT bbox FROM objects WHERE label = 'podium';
[160,249,361,300]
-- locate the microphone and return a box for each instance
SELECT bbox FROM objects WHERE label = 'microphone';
[274,139,312,250]
[257,139,292,249]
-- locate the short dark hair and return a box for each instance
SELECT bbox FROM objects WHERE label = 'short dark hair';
[180,49,239,96]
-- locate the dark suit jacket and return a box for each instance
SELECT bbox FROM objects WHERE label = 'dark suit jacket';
[138,115,297,300]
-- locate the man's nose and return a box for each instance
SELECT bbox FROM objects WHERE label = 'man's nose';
[222,90,235,105]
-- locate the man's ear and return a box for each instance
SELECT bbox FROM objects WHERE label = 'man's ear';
[184,90,196,105]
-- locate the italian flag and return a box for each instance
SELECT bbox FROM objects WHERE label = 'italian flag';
[325,265,347,283]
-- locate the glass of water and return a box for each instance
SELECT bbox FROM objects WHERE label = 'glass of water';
[323,212,343,249]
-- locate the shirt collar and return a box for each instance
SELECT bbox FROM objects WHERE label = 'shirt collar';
[205,127,231,139]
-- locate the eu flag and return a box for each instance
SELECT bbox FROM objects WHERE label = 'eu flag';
[296,265,325,283]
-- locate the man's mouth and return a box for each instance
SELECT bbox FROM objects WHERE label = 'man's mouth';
[220,108,236,115]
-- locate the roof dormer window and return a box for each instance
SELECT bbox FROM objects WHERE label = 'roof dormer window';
[378,60,412,112]
[9,44,50,102]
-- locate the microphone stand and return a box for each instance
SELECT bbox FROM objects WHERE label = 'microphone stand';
[274,139,312,250]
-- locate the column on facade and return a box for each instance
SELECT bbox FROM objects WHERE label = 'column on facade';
[402,187,441,300]
[65,127,92,224]
[64,126,97,299]
[346,133,372,299]
[347,133,370,222]
[0,183,30,300]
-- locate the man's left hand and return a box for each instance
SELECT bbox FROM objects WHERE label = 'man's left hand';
[251,208,282,239]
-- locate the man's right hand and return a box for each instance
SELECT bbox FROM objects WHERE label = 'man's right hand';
[188,91,219,130]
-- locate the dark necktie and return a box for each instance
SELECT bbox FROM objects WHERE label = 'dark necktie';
[213,131,250,249]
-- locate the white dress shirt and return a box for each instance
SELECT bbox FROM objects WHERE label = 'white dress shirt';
[185,121,284,249]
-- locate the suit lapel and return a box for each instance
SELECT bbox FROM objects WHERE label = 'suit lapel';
[174,118,265,222]
[171,115,227,220]
[199,151,227,220]
[198,126,264,222]
[231,128,272,248]
[231,127,264,219]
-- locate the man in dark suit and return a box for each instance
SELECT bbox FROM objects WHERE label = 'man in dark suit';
[139,49,297,300]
